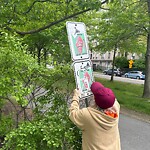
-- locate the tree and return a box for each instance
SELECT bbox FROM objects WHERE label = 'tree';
[86,3,146,82]
[0,30,81,149]
[134,58,145,70]
[3,0,145,149]
[115,57,129,69]
[2,92,82,150]
[86,1,150,97]
[143,0,150,98]
[0,0,112,65]
[0,0,109,35]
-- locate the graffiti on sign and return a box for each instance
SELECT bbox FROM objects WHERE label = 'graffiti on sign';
[66,22,89,61]
[73,60,93,98]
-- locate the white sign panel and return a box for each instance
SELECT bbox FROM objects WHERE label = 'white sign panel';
[66,21,90,61]
[72,60,94,98]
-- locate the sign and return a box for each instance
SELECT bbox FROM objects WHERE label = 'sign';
[66,21,94,99]
[66,21,90,61]
[129,64,132,68]
[129,59,133,68]
[129,59,133,64]
[72,60,94,98]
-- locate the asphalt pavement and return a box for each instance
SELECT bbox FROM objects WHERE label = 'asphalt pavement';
[119,114,150,150]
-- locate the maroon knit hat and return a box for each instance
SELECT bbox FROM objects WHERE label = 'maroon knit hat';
[90,82,115,109]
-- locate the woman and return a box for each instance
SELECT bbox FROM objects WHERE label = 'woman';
[69,82,121,150]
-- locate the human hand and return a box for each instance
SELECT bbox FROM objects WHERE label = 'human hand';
[73,89,81,98]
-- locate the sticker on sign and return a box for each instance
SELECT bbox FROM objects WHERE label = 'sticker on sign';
[72,60,94,98]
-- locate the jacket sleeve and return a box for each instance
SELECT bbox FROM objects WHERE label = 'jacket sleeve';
[69,94,85,130]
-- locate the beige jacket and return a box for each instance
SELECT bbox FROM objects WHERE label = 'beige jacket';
[69,95,121,150]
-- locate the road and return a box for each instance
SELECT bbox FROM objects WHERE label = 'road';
[93,72,144,85]
[119,114,150,150]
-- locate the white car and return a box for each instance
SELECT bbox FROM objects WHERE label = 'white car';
[124,71,145,80]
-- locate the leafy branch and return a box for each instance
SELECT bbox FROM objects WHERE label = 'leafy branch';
[23,0,63,14]
[5,0,109,35]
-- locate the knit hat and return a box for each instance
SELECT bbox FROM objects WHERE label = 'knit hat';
[90,82,115,109]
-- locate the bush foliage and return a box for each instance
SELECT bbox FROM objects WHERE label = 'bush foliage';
[0,31,82,149]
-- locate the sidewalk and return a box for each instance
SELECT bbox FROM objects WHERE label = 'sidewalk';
[120,106,150,124]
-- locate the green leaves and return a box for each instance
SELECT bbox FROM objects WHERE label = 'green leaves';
[77,0,102,10]
[0,29,79,149]
[87,0,147,54]
[0,31,37,105]
[0,0,109,35]
[115,57,128,68]
[134,58,145,70]
[2,92,81,150]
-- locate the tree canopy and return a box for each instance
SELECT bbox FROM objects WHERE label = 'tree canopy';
[85,0,150,97]
[1,0,108,35]
[0,0,150,149]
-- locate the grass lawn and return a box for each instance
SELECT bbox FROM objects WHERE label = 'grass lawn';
[95,78,150,115]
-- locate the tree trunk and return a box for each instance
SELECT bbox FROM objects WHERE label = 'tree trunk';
[110,45,117,81]
[143,0,150,98]
[143,33,150,98]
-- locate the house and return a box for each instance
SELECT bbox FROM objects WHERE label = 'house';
[90,50,143,71]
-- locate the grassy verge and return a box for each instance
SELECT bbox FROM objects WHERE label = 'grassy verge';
[95,78,150,115]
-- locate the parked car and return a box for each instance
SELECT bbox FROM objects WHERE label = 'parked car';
[103,69,123,76]
[124,71,145,80]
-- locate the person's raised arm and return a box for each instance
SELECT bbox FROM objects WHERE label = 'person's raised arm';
[69,89,85,129]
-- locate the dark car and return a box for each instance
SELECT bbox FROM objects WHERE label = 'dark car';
[103,69,123,76]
